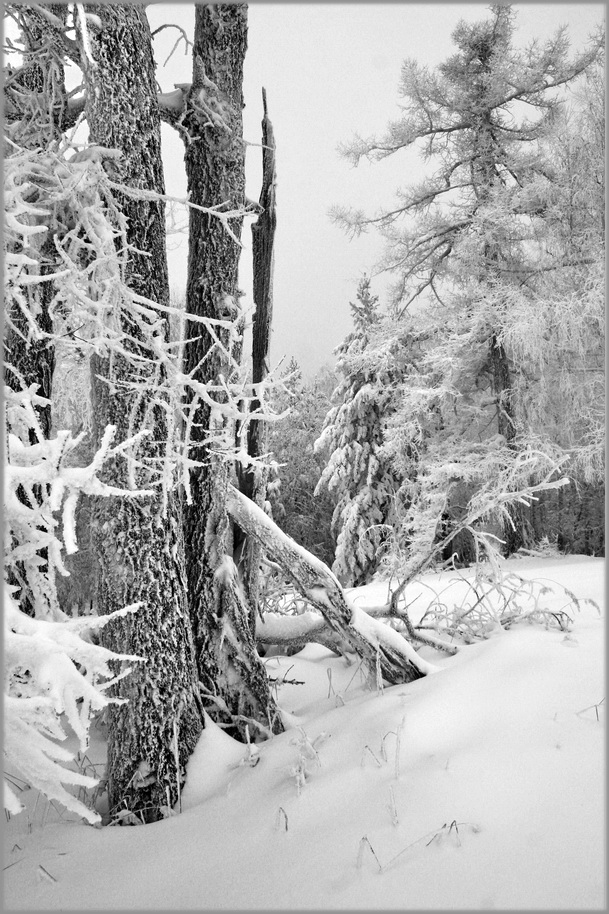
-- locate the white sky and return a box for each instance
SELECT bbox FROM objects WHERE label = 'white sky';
[146,2,605,376]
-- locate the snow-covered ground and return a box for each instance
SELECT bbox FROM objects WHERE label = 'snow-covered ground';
[4,556,605,910]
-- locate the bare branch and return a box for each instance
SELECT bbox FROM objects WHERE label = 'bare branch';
[151,23,193,65]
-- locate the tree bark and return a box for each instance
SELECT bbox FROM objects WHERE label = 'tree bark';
[3,4,74,143]
[238,87,278,618]
[248,87,277,463]
[84,4,202,824]
[182,4,283,739]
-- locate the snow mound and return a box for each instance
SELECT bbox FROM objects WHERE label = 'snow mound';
[3,557,605,910]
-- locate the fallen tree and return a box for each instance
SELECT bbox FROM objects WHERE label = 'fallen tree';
[227,485,436,685]
[255,600,458,658]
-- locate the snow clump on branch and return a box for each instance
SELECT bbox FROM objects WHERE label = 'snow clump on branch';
[3,385,147,823]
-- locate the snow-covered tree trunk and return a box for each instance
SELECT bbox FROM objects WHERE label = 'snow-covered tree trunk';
[227,486,430,686]
[3,3,72,144]
[472,29,531,555]
[182,5,283,739]
[84,5,203,824]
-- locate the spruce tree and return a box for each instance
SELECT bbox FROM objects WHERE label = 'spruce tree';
[316,277,404,585]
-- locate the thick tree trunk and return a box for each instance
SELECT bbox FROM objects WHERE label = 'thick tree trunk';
[489,334,532,554]
[182,5,283,739]
[84,5,202,824]
[470,31,531,556]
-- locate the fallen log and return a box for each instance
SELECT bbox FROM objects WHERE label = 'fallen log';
[227,485,436,686]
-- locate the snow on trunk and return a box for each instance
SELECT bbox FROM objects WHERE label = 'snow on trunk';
[84,4,203,824]
[182,4,283,739]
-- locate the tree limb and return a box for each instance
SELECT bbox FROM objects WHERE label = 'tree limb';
[226,485,436,685]
[256,610,347,656]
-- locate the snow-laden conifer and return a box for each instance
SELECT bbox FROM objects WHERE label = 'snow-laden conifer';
[266,362,336,566]
[330,8,604,568]
[315,277,405,585]
[4,385,144,823]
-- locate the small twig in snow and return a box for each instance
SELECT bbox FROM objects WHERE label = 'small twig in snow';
[361,745,382,768]
[275,806,289,832]
[576,698,605,721]
[356,836,382,872]
[37,864,57,883]
[379,729,398,763]
[394,716,406,781]
[388,786,399,826]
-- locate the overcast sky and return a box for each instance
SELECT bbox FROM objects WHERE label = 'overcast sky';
[147,2,605,377]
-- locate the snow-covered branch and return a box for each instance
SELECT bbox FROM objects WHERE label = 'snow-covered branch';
[227,485,436,685]
[3,385,153,823]
[5,140,288,514]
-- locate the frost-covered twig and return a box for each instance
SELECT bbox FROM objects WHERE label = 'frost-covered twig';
[3,385,155,823]
[416,566,596,642]
[5,142,289,514]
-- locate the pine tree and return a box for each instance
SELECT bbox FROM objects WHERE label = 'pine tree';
[333,6,603,564]
[500,53,605,552]
[316,277,404,585]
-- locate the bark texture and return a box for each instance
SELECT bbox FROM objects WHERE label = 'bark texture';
[248,87,277,460]
[239,87,278,617]
[85,4,202,823]
[182,5,283,739]
[3,4,76,141]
